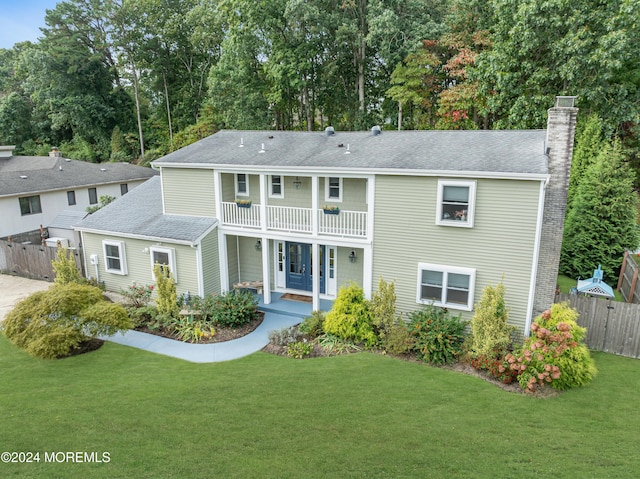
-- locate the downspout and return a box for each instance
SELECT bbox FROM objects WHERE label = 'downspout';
[525,176,549,336]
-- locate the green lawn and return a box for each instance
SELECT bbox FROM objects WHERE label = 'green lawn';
[1,337,639,479]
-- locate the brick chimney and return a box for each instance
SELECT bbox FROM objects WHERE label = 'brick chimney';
[49,147,62,158]
[530,96,578,332]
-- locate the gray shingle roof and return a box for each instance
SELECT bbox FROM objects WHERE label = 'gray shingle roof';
[75,176,217,243]
[153,129,549,176]
[0,155,157,197]
[48,210,88,229]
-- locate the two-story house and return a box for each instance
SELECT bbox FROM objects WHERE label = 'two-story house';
[76,97,578,337]
[0,146,157,241]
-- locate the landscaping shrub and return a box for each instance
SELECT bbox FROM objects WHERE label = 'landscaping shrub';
[153,263,180,318]
[408,305,467,365]
[506,302,597,392]
[211,290,258,327]
[466,281,515,359]
[318,333,362,354]
[1,283,131,359]
[469,353,519,384]
[298,310,326,337]
[171,315,215,343]
[51,244,82,285]
[323,283,376,346]
[369,277,413,353]
[286,341,313,358]
[268,326,304,347]
[121,283,155,309]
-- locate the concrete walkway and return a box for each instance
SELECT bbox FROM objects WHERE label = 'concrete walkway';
[102,293,333,363]
[0,273,330,363]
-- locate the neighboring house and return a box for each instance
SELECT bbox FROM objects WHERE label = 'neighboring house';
[0,146,157,239]
[75,97,578,337]
[47,210,89,248]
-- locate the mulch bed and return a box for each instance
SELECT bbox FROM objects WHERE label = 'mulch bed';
[134,311,264,344]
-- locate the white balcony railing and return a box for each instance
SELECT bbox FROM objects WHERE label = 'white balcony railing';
[221,202,261,227]
[267,205,313,233]
[319,209,367,237]
[221,202,367,238]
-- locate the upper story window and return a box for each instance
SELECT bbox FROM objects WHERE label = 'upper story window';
[88,187,98,205]
[417,263,475,311]
[103,240,127,275]
[120,183,128,195]
[325,177,342,202]
[19,195,42,216]
[235,173,249,196]
[67,191,76,206]
[436,180,476,227]
[270,175,283,198]
[150,246,177,282]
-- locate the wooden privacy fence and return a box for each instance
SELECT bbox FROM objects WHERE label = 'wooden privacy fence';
[0,240,84,282]
[556,293,640,359]
[617,250,640,303]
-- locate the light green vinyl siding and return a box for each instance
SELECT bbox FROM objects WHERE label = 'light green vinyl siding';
[81,232,200,296]
[319,177,367,211]
[237,236,263,282]
[162,168,215,216]
[337,246,364,286]
[372,175,541,333]
[226,235,239,288]
[200,229,220,295]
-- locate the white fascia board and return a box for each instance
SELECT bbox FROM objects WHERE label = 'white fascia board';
[153,162,549,182]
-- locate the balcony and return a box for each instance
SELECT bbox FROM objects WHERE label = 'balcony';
[221,202,367,238]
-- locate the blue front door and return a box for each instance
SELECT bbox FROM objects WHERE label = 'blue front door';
[286,242,325,293]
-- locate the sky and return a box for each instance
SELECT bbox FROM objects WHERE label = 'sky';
[0,0,60,49]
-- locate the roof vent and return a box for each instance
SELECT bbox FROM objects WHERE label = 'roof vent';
[100,168,107,171]
[20,175,28,179]
[325,126,335,136]
[371,125,381,136]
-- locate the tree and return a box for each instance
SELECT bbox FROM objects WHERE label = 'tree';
[86,195,116,214]
[560,140,640,281]
[473,0,640,131]
[567,114,606,209]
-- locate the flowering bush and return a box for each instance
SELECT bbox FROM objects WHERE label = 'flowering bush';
[120,283,154,309]
[469,353,519,384]
[506,303,596,393]
[408,305,467,365]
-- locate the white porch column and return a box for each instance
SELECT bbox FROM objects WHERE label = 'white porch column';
[259,173,268,231]
[218,231,229,293]
[261,236,271,304]
[363,243,373,299]
[312,175,319,236]
[312,242,320,311]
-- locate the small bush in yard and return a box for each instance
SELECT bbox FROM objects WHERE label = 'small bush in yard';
[2,283,131,359]
[153,263,180,318]
[268,326,304,346]
[51,244,82,285]
[408,305,467,365]
[323,283,376,347]
[469,353,519,384]
[171,316,215,343]
[286,341,313,358]
[211,290,258,327]
[121,283,154,309]
[298,311,326,337]
[467,281,515,359]
[506,302,597,393]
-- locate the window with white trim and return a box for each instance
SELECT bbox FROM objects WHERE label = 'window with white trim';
[270,175,283,198]
[103,240,127,275]
[150,246,177,282]
[436,180,476,227]
[235,173,249,196]
[325,177,342,202]
[416,263,475,311]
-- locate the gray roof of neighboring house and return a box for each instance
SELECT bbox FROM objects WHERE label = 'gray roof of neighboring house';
[75,176,217,243]
[153,128,549,176]
[0,154,157,197]
[48,210,88,230]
